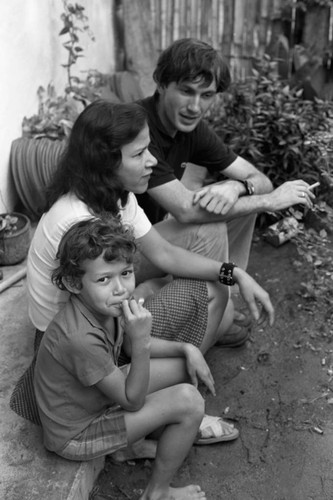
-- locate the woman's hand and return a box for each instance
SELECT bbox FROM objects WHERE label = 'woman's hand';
[233,267,275,327]
[183,343,216,396]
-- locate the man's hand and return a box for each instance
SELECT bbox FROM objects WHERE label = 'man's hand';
[266,180,315,211]
[192,180,243,215]
[183,343,216,396]
[233,267,275,327]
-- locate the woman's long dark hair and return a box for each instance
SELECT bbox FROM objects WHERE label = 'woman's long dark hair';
[46,100,148,216]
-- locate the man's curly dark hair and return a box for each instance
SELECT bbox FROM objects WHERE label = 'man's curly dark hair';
[153,38,231,93]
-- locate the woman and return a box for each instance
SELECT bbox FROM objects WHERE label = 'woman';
[27,100,274,337]
[21,100,274,452]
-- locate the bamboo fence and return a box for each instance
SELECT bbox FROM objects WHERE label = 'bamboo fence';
[148,0,333,81]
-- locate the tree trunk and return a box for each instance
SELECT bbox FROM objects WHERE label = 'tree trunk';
[302,6,331,99]
[221,0,234,77]
[122,0,157,97]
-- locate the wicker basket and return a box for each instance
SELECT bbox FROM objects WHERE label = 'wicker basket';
[0,213,31,265]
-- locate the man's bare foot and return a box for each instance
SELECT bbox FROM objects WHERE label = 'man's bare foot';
[140,484,206,500]
[110,438,157,463]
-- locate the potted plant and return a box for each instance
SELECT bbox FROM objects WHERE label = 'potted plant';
[0,213,31,266]
[10,0,120,221]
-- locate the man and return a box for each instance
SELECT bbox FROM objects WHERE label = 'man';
[136,38,314,347]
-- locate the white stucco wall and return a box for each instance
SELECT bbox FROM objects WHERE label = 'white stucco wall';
[0,0,115,213]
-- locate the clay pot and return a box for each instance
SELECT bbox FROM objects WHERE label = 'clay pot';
[0,213,31,265]
[10,137,66,221]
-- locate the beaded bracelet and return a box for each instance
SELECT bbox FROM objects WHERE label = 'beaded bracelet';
[219,262,237,286]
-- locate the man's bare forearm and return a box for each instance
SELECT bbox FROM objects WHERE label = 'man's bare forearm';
[172,178,314,224]
[178,192,273,224]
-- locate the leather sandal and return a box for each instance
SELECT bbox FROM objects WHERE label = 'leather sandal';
[215,323,250,348]
[195,414,239,445]
[233,309,252,327]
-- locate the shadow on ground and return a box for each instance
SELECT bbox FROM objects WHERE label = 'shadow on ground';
[91,233,333,500]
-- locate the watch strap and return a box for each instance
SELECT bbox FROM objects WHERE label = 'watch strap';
[219,262,237,286]
[240,179,255,196]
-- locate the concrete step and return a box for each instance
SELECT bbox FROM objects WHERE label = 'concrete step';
[0,262,104,500]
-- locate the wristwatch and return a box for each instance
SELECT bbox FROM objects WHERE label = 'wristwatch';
[240,179,255,196]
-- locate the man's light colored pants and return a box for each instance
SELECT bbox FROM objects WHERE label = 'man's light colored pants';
[136,213,256,284]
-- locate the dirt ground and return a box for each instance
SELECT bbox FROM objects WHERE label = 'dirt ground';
[90,229,333,500]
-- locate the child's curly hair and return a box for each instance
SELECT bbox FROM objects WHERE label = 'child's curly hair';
[52,216,137,291]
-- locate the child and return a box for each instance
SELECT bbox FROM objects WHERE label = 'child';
[34,217,208,500]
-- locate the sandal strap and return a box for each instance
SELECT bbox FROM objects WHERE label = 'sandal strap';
[199,415,234,439]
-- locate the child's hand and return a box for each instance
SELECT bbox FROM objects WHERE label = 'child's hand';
[121,298,152,346]
[183,344,216,396]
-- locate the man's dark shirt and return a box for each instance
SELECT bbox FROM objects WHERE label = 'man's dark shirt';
[136,93,237,224]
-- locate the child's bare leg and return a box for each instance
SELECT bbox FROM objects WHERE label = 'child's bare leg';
[142,389,206,500]
[110,438,157,463]
[148,357,190,392]
[110,357,189,464]
[124,383,206,500]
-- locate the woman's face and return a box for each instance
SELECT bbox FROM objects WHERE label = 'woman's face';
[118,124,157,194]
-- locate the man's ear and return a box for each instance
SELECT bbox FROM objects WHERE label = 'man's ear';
[156,84,164,95]
[61,277,81,295]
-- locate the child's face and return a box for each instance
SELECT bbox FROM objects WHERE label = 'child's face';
[75,254,136,321]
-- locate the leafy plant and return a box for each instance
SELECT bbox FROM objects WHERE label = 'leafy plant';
[22,84,80,139]
[22,70,113,139]
[59,0,95,93]
[207,55,333,203]
[21,1,115,139]
[293,222,333,305]
[0,215,20,236]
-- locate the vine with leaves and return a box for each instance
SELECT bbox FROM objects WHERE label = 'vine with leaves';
[22,1,107,139]
[59,0,95,93]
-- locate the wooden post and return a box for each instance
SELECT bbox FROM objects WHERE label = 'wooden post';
[222,0,234,76]
[122,0,157,97]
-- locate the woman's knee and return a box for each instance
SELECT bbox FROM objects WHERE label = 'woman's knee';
[200,282,230,351]
[206,281,229,309]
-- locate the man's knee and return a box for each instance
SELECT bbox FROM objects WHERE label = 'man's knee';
[228,213,256,269]
[190,221,229,261]
[156,218,229,261]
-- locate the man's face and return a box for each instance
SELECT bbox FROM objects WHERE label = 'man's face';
[156,78,217,137]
